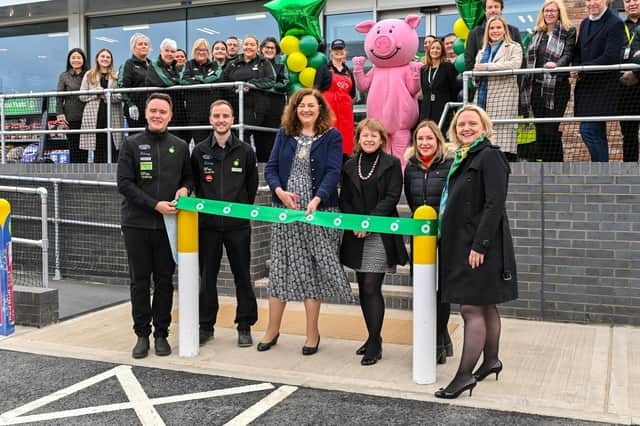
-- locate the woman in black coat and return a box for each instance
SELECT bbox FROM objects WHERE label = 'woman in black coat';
[419,39,458,131]
[340,118,409,366]
[403,120,453,364]
[435,105,517,399]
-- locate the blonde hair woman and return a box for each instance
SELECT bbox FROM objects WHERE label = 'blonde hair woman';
[79,48,124,163]
[473,16,522,160]
[118,32,151,128]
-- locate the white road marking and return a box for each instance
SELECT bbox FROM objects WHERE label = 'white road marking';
[224,385,298,426]
[0,365,277,426]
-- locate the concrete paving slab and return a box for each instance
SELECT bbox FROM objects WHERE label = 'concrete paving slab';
[49,278,130,320]
[0,298,637,425]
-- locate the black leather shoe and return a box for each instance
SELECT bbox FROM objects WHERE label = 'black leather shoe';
[154,337,172,356]
[473,360,503,381]
[302,336,320,355]
[238,329,253,347]
[361,337,382,366]
[199,329,214,346]
[355,341,368,355]
[132,336,149,359]
[434,377,477,399]
[257,333,279,352]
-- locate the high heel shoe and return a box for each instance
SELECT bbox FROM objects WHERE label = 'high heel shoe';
[361,337,382,366]
[355,337,382,355]
[302,336,320,355]
[472,360,503,381]
[256,333,279,352]
[434,377,477,399]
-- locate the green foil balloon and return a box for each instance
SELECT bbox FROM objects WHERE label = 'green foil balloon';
[308,51,327,69]
[264,0,327,41]
[454,53,465,73]
[289,82,304,94]
[455,0,485,30]
[299,35,319,56]
[453,38,465,55]
[289,71,299,85]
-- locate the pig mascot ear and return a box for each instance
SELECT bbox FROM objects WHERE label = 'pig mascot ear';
[355,20,376,34]
[404,15,421,29]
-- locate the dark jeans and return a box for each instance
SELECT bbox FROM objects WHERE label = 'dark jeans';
[531,81,569,162]
[580,122,609,162]
[67,120,87,163]
[122,226,175,338]
[199,227,258,332]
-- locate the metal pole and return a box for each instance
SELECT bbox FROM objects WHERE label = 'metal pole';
[412,205,438,385]
[1,96,5,164]
[52,181,61,280]
[106,89,112,164]
[462,72,469,104]
[37,187,49,289]
[238,82,245,142]
[177,209,199,357]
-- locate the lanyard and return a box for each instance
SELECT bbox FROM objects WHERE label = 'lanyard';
[427,65,439,85]
[625,23,636,46]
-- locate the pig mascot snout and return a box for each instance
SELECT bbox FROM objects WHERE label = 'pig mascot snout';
[352,15,422,168]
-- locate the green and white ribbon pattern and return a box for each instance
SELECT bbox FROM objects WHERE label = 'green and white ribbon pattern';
[177,197,436,236]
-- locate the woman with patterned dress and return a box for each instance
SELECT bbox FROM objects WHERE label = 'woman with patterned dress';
[340,118,408,366]
[261,88,353,355]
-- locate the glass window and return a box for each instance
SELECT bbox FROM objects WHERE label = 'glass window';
[187,3,279,54]
[88,10,186,71]
[324,11,372,60]
[0,21,68,93]
[435,14,459,38]
[504,0,538,35]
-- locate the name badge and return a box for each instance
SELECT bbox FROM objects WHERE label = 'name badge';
[430,94,436,102]
[231,167,243,173]
[140,161,153,171]
[624,47,631,60]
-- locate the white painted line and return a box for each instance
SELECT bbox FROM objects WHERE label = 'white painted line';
[151,383,275,405]
[223,385,298,426]
[114,365,166,426]
[0,403,133,425]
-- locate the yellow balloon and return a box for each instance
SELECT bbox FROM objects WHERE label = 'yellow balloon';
[299,67,317,88]
[287,52,308,73]
[280,35,300,55]
[453,18,470,40]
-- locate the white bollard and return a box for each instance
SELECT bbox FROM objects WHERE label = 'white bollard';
[412,205,437,384]
[178,210,199,357]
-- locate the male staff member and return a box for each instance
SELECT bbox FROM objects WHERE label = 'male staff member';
[117,93,193,359]
[618,0,640,161]
[227,36,240,61]
[191,100,259,347]
[443,33,458,64]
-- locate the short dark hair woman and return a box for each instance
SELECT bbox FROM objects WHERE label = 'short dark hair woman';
[56,48,89,163]
[340,118,408,366]
[260,88,353,355]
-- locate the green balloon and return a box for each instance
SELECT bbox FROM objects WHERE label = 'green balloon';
[289,72,299,85]
[299,35,319,56]
[264,0,327,41]
[308,51,327,69]
[453,38,465,55]
[454,54,465,73]
[289,82,304,94]
[455,0,485,30]
[281,54,288,66]
[285,28,306,38]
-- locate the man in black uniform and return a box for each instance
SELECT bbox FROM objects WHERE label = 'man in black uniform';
[191,99,259,347]
[117,92,193,359]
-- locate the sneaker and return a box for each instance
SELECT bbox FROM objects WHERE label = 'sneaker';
[132,336,149,359]
[154,337,172,356]
[199,329,214,346]
[238,329,253,347]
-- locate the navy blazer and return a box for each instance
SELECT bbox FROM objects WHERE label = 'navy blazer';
[264,127,343,207]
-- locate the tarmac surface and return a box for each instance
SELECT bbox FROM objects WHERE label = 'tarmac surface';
[0,293,638,425]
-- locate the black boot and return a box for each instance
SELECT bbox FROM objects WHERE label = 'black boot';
[154,337,172,356]
[132,336,149,359]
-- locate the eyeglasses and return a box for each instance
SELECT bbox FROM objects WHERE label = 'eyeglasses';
[544,8,559,13]
[196,48,208,53]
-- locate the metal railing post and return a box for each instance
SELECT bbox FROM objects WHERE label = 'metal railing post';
[462,72,470,104]
[238,82,245,142]
[1,96,5,165]
[37,187,49,288]
[106,89,112,164]
[52,180,61,280]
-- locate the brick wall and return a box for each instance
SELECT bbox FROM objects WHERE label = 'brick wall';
[2,162,640,326]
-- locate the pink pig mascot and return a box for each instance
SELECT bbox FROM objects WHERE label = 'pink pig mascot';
[352,15,422,167]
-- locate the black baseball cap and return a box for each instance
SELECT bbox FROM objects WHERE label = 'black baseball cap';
[331,39,346,50]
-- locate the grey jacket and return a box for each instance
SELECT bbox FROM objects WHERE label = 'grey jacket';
[56,70,86,121]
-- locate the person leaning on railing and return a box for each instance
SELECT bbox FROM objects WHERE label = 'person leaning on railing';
[520,0,576,162]
[145,38,189,143]
[222,35,276,163]
[473,16,522,161]
[56,48,89,163]
[79,48,124,163]
[118,33,151,129]
[179,38,223,145]
[572,0,626,162]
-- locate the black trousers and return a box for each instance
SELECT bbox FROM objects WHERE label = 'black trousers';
[67,120,87,163]
[531,81,570,162]
[122,226,175,338]
[617,84,640,162]
[199,227,258,332]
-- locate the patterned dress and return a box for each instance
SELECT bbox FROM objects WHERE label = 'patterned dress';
[268,134,354,302]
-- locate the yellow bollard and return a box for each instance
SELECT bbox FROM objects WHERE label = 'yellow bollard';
[177,209,199,357]
[412,205,438,384]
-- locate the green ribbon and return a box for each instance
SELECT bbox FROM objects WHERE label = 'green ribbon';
[177,197,436,236]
